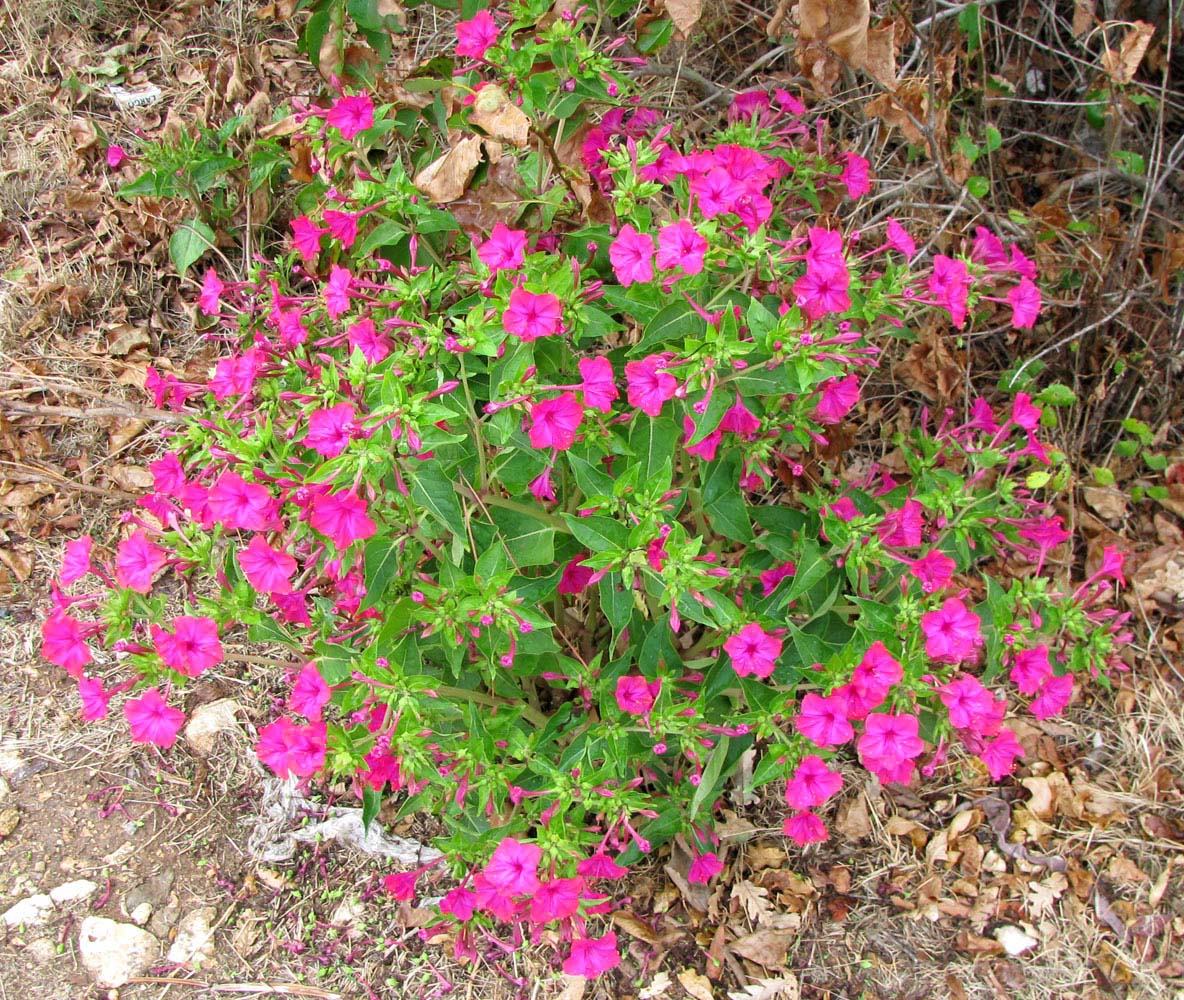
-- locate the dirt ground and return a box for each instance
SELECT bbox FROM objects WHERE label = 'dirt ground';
[1,0,1183,998]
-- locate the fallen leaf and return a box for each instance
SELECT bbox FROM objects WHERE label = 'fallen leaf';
[678,968,715,1000]
[729,929,790,969]
[798,0,871,65]
[413,135,484,204]
[640,971,672,999]
[0,483,53,507]
[732,880,772,923]
[557,974,586,1000]
[1082,486,1127,520]
[745,843,786,870]
[665,0,703,37]
[835,794,871,839]
[107,463,153,492]
[468,85,530,148]
[727,976,799,1000]
[1072,0,1095,37]
[1101,21,1156,85]
[611,910,658,944]
[184,698,244,756]
[863,22,896,87]
[0,547,33,581]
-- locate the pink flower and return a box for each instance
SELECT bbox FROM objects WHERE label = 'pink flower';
[783,810,828,845]
[1008,277,1041,329]
[794,692,854,748]
[907,550,956,593]
[477,223,528,272]
[152,616,223,677]
[724,622,782,679]
[814,374,860,425]
[383,872,418,901]
[877,498,924,548]
[683,415,721,462]
[255,717,327,777]
[577,854,629,880]
[578,356,618,412]
[503,287,563,341]
[1010,646,1052,695]
[198,268,224,316]
[116,530,167,593]
[720,398,761,437]
[1010,392,1042,431]
[322,209,359,249]
[759,560,796,596]
[41,612,93,676]
[304,402,356,458]
[60,536,94,585]
[529,876,585,923]
[1030,673,1074,720]
[528,392,583,451]
[238,534,298,594]
[858,712,925,769]
[625,355,678,417]
[979,727,1025,779]
[688,852,724,884]
[456,10,499,58]
[794,260,851,319]
[124,689,185,748]
[563,932,620,978]
[928,255,972,329]
[886,218,915,259]
[656,220,707,276]
[615,675,660,716]
[483,837,542,895]
[840,152,871,198]
[325,93,374,139]
[785,755,843,810]
[920,598,983,664]
[826,496,860,522]
[291,216,327,261]
[529,468,555,504]
[78,677,111,721]
[558,554,595,594]
[609,224,655,286]
[106,144,127,168]
[939,674,996,731]
[852,642,902,701]
[440,886,478,921]
[289,663,331,721]
[209,349,263,400]
[151,453,185,495]
[309,490,377,548]
[208,472,276,532]
[325,265,353,318]
[347,317,392,363]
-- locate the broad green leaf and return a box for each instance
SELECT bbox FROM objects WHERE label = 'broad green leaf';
[629,300,708,357]
[563,513,631,552]
[409,463,464,535]
[489,506,555,568]
[701,452,752,542]
[169,219,216,276]
[629,413,677,485]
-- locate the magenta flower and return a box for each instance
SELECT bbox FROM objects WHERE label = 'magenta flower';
[1008,277,1041,328]
[238,534,298,594]
[456,10,498,58]
[1030,672,1074,720]
[577,853,629,880]
[886,218,915,259]
[683,415,722,462]
[920,597,983,664]
[785,755,844,810]
[106,144,127,169]
[503,287,563,341]
[840,152,871,198]
[115,530,167,593]
[688,852,724,884]
[857,712,925,769]
[152,615,223,677]
[124,689,185,748]
[759,560,796,596]
[1010,392,1042,431]
[878,497,924,548]
[304,402,356,458]
[325,93,373,139]
[656,219,707,276]
[528,392,583,451]
[150,453,185,495]
[578,356,618,412]
[720,398,761,437]
[383,872,418,901]
[208,472,276,532]
[851,641,902,703]
[41,612,93,676]
[939,674,996,731]
[440,886,478,921]
[309,490,377,548]
[562,931,620,978]
[1010,646,1052,695]
[198,268,224,316]
[483,837,542,895]
[322,208,359,249]
[255,717,327,778]
[529,468,555,504]
[615,675,660,716]
[78,677,111,721]
[609,224,655,286]
[209,348,263,400]
[793,260,851,319]
[528,876,585,923]
[477,223,527,272]
[346,317,392,363]
[907,550,956,593]
[325,265,353,318]
[794,692,854,748]
[558,554,595,594]
[724,622,782,679]
[60,535,94,585]
[978,727,1025,780]
[290,216,327,262]
[625,355,678,417]
[928,255,972,329]
[814,374,860,425]
[783,810,828,845]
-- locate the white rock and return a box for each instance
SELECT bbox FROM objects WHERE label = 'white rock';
[50,879,98,906]
[167,907,218,968]
[2,894,54,928]
[78,916,161,987]
[130,902,153,926]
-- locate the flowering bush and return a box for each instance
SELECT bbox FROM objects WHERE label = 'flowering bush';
[43,2,1130,976]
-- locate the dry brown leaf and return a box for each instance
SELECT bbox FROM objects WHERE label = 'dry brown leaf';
[677,967,715,1000]
[1072,0,1095,37]
[107,463,153,492]
[727,976,799,1000]
[611,910,658,944]
[0,547,33,581]
[1082,486,1127,521]
[796,40,842,95]
[729,929,790,969]
[557,974,586,1000]
[745,843,786,870]
[184,699,244,756]
[413,135,484,204]
[732,880,772,923]
[867,81,929,145]
[834,794,871,840]
[0,483,53,508]
[665,0,703,37]
[798,0,870,64]
[863,22,897,88]
[107,417,146,452]
[1101,21,1156,85]
[469,85,530,148]
[102,323,151,356]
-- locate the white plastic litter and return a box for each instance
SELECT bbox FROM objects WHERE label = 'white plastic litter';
[108,84,162,110]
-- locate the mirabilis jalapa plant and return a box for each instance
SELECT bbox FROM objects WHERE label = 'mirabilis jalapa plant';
[43,1,1130,976]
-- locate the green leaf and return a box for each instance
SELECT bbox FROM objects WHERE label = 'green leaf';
[629,414,677,485]
[362,786,382,831]
[782,540,833,605]
[363,534,403,608]
[966,175,990,199]
[599,573,633,634]
[984,125,1002,153]
[629,300,708,357]
[689,735,731,821]
[489,506,555,568]
[701,452,752,542]
[563,513,631,553]
[169,219,216,276]
[958,2,982,52]
[1037,383,1077,407]
[685,389,732,446]
[358,220,408,255]
[409,463,464,535]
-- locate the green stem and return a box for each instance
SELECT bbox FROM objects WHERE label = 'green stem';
[435,685,547,728]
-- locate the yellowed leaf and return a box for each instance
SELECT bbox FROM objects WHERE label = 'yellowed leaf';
[413,135,484,204]
[678,968,715,1000]
[469,85,530,148]
[1101,21,1156,85]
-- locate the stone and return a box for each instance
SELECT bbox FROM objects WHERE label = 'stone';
[24,937,57,963]
[167,907,217,968]
[78,916,161,988]
[50,879,98,906]
[2,893,54,928]
[122,871,175,919]
[130,902,153,926]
